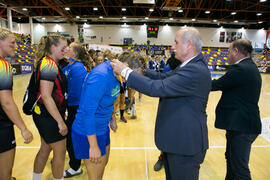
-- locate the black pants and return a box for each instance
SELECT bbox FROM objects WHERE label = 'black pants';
[66,105,81,171]
[225,130,258,180]
[163,150,206,180]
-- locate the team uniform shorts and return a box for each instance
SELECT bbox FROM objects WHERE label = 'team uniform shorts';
[33,112,66,144]
[0,126,16,153]
[72,127,110,159]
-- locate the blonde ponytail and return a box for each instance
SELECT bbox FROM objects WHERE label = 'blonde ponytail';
[35,33,66,69]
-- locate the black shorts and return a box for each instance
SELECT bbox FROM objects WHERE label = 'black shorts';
[0,126,16,153]
[33,112,66,144]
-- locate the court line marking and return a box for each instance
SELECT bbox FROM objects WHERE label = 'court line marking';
[16,145,270,149]
[264,93,270,96]
[261,117,270,142]
[144,150,149,180]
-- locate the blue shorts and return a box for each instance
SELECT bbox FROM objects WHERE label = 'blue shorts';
[71,128,110,159]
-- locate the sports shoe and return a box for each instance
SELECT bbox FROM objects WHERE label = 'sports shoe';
[154,159,163,171]
[120,116,127,123]
[64,168,83,178]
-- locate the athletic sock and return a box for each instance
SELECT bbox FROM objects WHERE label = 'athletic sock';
[120,110,124,118]
[33,172,42,180]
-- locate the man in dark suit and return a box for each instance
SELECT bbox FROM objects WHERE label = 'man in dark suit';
[111,27,211,180]
[212,39,262,180]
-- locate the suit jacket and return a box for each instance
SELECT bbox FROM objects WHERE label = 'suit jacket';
[212,58,262,134]
[127,53,211,155]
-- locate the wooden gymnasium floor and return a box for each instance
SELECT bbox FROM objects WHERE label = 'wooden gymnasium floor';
[11,73,270,180]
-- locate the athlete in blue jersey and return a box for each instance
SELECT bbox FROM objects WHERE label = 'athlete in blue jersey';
[62,42,90,178]
[72,52,146,179]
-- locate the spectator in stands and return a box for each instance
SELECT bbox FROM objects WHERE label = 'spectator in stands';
[154,56,159,71]
[0,28,33,180]
[32,34,68,180]
[62,42,92,178]
[159,57,166,72]
[148,55,155,70]
[212,39,262,180]
[26,34,31,44]
[71,51,145,180]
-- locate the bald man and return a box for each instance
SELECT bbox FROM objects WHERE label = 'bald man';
[111,27,211,180]
[212,39,262,180]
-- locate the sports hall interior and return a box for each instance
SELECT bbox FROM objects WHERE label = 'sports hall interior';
[1,0,270,179]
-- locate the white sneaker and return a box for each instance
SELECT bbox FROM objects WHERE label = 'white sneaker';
[127,108,131,115]
[64,168,83,178]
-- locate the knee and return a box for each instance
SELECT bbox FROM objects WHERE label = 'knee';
[39,145,52,156]
[53,149,66,161]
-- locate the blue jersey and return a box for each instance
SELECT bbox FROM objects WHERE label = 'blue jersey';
[163,64,171,73]
[72,60,120,136]
[62,59,87,106]
[159,60,165,70]
[149,60,155,70]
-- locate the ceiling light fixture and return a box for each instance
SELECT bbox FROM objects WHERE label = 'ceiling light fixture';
[231,12,236,15]
[205,10,210,14]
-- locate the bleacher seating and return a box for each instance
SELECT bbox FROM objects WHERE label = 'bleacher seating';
[202,48,229,66]
[254,50,270,67]
[11,33,37,64]
[122,44,270,69]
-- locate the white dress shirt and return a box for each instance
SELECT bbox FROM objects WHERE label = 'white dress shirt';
[234,57,249,64]
[180,55,197,68]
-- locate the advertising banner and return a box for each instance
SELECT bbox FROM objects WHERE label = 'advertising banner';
[21,64,33,74]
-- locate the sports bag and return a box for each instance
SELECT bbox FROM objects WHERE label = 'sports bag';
[22,63,41,115]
